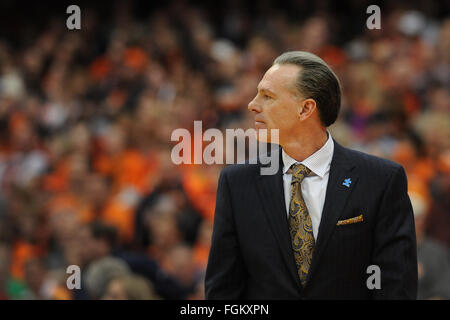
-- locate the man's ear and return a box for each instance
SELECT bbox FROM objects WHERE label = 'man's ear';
[298,98,316,120]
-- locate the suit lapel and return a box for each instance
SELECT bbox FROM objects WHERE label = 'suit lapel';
[255,146,302,290]
[305,140,358,286]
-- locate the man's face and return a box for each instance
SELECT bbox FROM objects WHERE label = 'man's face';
[248,63,302,143]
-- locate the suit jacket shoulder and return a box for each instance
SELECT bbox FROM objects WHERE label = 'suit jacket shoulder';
[338,145,406,191]
[342,146,401,172]
[221,141,404,182]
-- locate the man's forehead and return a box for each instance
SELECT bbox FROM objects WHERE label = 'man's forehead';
[258,63,301,91]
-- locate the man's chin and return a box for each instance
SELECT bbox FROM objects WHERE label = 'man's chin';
[255,127,277,144]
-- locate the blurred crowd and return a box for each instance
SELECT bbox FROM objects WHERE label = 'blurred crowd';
[0,0,449,299]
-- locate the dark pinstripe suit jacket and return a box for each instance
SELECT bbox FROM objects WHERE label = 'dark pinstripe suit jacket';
[205,140,418,299]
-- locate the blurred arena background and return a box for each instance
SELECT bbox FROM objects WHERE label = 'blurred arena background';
[0,0,448,299]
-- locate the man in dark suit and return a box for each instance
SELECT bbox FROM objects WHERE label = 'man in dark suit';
[205,51,418,299]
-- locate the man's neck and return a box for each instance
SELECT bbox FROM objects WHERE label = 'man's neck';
[282,130,328,162]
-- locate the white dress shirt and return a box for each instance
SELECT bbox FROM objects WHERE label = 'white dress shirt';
[282,132,334,240]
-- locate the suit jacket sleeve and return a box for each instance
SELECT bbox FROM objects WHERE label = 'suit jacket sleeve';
[205,169,247,299]
[371,165,418,299]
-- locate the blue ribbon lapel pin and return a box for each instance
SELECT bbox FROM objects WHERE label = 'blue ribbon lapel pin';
[342,178,352,188]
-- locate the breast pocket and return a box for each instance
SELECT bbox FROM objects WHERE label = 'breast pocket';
[333,213,367,238]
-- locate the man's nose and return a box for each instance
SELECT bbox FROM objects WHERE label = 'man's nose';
[248,98,261,113]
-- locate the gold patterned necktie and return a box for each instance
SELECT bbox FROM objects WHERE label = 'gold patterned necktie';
[288,163,314,287]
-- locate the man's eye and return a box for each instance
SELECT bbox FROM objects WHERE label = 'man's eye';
[263,94,272,99]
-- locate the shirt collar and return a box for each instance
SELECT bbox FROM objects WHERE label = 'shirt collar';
[282,131,334,178]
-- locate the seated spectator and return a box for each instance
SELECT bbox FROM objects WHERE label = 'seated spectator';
[101,274,160,300]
